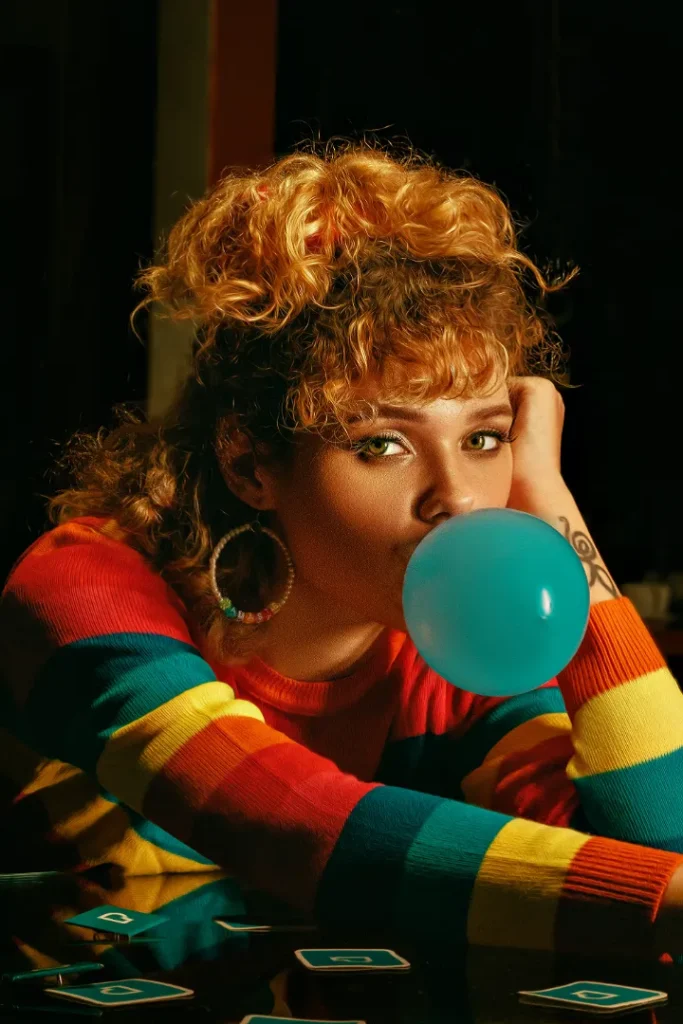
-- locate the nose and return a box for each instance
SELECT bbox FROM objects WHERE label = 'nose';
[419,491,475,524]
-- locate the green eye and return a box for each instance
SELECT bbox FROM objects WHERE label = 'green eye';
[468,433,494,451]
[466,431,512,452]
[365,438,391,456]
[352,432,406,461]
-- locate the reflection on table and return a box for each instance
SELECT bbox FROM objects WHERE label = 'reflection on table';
[1,868,682,1022]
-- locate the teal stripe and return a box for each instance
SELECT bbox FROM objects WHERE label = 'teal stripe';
[450,686,566,796]
[93,877,250,974]
[573,744,683,849]
[316,786,441,927]
[397,798,511,936]
[19,633,216,772]
[150,875,248,969]
[101,788,216,867]
[317,785,512,939]
[131,812,217,867]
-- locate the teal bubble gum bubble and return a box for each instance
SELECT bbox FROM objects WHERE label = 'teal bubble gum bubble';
[402,508,590,697]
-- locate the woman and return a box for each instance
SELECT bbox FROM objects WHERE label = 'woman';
[2,141,683,958]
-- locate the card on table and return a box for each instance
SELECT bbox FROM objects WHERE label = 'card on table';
[294,948,411,972]
[65,905,167,937]
[215,918,317,933]
[518,980,668,1013]
[2,961,104,984]
[45,978,194,1007]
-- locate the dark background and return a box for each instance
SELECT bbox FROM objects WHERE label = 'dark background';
[2,0,680,588]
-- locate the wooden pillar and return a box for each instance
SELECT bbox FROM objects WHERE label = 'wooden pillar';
[148,0,277,418]
[208,0,278,183]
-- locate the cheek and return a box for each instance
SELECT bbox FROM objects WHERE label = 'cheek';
[282,457,403,579]
[303,463,400,546]
[489,448,514,504]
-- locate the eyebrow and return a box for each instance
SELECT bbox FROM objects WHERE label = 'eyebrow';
[347,402,514,424]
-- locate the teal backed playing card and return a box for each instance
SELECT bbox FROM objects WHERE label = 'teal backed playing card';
[45,978,193,1007]
[65,905,167,937]
[518,981,667,1013]
[294,948,410,971]
[3,961,103,983]
[241,1018,365,1024]
[215,918,316,933]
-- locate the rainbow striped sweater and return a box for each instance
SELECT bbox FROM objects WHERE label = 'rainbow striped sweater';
[3,516,683,956]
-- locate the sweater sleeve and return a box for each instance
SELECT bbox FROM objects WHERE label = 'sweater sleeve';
[2,520,683,958]
[453,598,683,853]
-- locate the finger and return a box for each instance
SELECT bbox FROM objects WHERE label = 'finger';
[506,376,531,415]
[508,375,562,411]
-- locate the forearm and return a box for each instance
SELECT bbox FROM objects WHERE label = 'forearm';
[511,482,683,853]
[318,786,683,958]
[557,591,683,854]
[521,482,619,606]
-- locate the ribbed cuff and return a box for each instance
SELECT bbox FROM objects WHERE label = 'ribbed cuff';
[559,597,667,718]
[555,835,683,958]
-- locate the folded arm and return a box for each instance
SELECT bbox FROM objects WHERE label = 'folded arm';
[3,519,682,958]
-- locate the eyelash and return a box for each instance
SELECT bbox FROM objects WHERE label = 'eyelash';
[350,428,517,462]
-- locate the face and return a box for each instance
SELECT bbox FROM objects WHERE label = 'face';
[265,379,515,633]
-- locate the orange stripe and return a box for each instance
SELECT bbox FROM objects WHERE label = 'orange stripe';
[144,718,367,909]
[140,715,294,845]
[555,835,683,956]
[97,682,268,810]
[560,598,666,715]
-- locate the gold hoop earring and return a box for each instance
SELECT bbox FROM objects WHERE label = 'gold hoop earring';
[209,520,295,624]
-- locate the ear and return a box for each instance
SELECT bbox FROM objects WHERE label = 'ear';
[216,429,280,513]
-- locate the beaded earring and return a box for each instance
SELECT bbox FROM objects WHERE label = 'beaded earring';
[209,520,295,624]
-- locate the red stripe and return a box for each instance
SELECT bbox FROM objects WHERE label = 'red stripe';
[143,716,375,910]
[3,519,194,648]
[389,659,478,742]
[488,734,579,827]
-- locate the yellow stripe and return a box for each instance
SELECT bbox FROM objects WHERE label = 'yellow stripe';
[467,817,590,949]
[567,666,683,779]
[96,681,266,811]
[17,756,216,873]
[56,786,213,874]
[68,870,227,915]
[460,713,571,809]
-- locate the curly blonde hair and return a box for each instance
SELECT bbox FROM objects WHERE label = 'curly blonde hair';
[49,139,572,664]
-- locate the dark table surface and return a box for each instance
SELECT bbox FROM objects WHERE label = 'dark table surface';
[2,869,683,1023]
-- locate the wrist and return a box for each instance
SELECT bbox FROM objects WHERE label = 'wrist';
[507,477,576,525]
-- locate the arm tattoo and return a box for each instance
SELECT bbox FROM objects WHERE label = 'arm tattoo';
[558,516,619,598]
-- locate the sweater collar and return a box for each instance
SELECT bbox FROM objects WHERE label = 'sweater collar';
[222,629,410,715]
